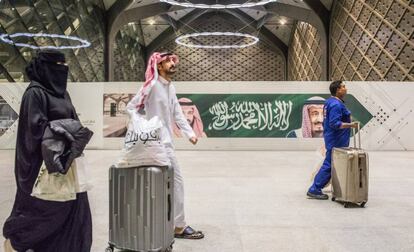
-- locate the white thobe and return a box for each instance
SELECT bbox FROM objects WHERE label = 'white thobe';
[127,76,195,227]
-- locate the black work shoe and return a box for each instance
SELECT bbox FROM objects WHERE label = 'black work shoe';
[307,191,329,200]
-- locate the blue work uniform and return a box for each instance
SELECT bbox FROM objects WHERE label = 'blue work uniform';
[308,97,351,194]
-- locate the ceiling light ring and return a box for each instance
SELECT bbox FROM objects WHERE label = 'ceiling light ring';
[0,33,91,50]
[160,0,278,9]
[175,32,259,49]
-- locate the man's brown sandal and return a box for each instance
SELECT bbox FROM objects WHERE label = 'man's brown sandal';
[174,226,204,239]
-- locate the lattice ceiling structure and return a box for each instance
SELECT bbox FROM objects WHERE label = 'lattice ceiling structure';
[106,0,334,81]
[2,0,411,83]
[121,0,331,47]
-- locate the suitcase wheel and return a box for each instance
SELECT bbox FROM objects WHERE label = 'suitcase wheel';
[166,244,173,252]
[105,246,114,252]
[331,197,336,202]
[360,202,366,208]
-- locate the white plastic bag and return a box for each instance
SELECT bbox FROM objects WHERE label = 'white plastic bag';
[73,154,93,192]
[116,112,170,168]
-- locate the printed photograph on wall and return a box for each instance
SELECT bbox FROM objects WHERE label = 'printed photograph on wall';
[103,93,372,138]
[103,94,209,138]
[173,97,207,138]
[0,95,18,137]
[285,96,325,138]
[177,93,372,138]
[103,93,134,137]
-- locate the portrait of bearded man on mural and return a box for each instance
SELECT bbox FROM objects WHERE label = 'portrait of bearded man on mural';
[286,96,325,138]
[174,97,207,138]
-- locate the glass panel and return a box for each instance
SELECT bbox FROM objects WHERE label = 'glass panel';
[0,0,105,82]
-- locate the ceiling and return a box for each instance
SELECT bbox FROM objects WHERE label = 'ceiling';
[110,0,334,51]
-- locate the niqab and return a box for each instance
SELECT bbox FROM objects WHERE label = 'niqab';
[25,49,68,97]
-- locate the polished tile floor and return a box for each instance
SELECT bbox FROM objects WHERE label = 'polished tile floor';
[1,150,413,252]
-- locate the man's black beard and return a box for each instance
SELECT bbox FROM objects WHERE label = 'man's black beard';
[165,69,175,77]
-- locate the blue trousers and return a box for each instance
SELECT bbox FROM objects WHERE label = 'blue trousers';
[308,148,332,194]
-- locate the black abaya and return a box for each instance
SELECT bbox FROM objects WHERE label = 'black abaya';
[2,50,92,252]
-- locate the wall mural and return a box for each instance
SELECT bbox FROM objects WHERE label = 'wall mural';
[1,82,412,151]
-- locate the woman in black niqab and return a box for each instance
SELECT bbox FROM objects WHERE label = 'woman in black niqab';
[2,49,92,252]
[25,48,69,97]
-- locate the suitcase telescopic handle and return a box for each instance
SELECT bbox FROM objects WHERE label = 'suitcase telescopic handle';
[167,194,172,221]
[352,121,361,149]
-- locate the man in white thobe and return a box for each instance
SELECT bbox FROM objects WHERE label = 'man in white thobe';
[127,52,204,239]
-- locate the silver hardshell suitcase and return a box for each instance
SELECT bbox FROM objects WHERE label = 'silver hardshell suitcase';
[107,165,174,252]
[331,123,369,208]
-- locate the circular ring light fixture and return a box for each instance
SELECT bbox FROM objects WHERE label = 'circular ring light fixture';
[175,32,259,49]
[0,33,91,50]
[160,0,277,9]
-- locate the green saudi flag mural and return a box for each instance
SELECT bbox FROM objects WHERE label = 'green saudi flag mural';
[176,94,372,138]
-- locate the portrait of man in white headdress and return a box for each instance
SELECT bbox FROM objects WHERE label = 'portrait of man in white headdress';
[286,96,325,138]
[173,97,207,138]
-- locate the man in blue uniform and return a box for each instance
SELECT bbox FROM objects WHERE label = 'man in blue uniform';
[307,81,358,200]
